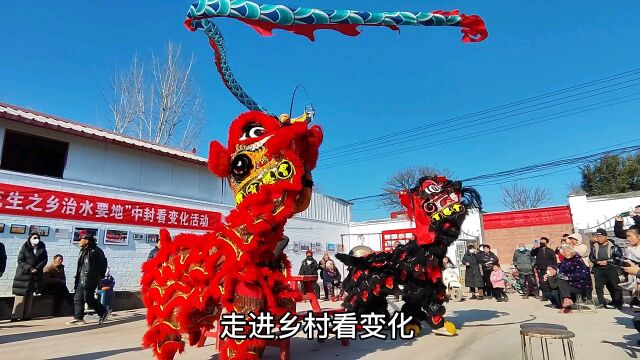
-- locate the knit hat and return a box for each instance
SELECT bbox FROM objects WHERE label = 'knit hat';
[567,232,582,243]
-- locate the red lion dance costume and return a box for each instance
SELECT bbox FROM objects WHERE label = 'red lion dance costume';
[141,111,322,360]
[336,176,481,336]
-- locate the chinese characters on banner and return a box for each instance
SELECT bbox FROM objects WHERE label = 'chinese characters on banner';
[0,183,222,231]
[482,206,572,230]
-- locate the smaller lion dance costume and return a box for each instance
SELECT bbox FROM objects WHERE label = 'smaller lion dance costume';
[141,1,488,359]
[337,177,482,336]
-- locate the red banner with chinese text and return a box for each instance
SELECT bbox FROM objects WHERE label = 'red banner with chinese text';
[482,206,572,230]
[0,182,222,231]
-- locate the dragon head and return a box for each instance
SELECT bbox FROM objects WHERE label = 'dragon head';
[208,110,323,221]
[400,175,481,246]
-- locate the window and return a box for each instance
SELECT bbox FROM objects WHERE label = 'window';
[1,130,68,178]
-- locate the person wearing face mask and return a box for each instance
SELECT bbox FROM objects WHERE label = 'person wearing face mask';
[11,233,48,321]
[462,245,484,300]
[512,243,536,299]
[477,244,500,299]
[531,237,556,300]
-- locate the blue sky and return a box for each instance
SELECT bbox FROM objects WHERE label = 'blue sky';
[1,1,639,221]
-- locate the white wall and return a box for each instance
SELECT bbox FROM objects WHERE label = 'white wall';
[569,192,640,232]
[345,210,483,266]
[0,119,230,204]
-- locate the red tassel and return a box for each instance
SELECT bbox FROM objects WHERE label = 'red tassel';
[459,14,489,43]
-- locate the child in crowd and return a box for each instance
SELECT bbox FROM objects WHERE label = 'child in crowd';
[322,260,344,302]
[97,268,115,314]
[490,264,508,302]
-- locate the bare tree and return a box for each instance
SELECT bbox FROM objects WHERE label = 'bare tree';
[104,42,205,151]
[381,166,451,210]
[499,183,552,210]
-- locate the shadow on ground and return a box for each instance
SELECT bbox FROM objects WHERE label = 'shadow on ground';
[447,309,536,329]
[45,347,141,360]
[0,313,145,345]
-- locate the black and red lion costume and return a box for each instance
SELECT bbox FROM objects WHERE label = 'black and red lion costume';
[336,176,481,336]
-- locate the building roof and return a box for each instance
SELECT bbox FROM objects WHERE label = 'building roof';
[0,101,208,166]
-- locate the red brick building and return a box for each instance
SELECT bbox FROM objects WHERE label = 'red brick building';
[482,206,574,266]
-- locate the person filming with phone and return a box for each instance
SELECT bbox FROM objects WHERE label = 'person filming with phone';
[531,237,556,300]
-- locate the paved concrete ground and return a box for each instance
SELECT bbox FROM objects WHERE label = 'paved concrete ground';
[0,296,638,360]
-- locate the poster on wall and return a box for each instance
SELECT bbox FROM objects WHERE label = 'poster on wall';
[29,225,50,237]
[326,243,336,252]
[292,241,300,253]
[337,244,344,253]
[10,224,27,235]
[133,233,146,241]
[72,227,99,243]
[104,229,129,246]
[315,242,322,253]
[0,223,4,233]
[146,234,159,243]
[300,242,310,252]
[55,228,71,240]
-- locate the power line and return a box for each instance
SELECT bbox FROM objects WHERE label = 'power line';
[323,67,640,155]
[346,138,640,202]
[322,79,640,161]
[321,94,640,169]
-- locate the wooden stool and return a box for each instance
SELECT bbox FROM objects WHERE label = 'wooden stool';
[520,327,576,360]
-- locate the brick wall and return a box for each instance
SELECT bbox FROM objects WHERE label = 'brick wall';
[483,223,573,266]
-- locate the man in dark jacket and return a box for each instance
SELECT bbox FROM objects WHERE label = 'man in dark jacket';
[0,241,6,278]
[589,228,623,309]
[67,233,109,325]
[477,244,499,298]
[512,243,536,298]
[531,237,556,300]
[298,250,321,299]
[147,237,161,260]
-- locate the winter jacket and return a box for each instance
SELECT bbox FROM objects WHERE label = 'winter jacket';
[462,251,484,288]
[298,257,320,276]
[490,269,506,289]
[512,248,535,275]
[147,246,160,260]
[43,263,66,284]
[572,243,591,267]
[559,254,592,291]
[98,275,116,304]
[531,245,556,270]
[322,268,341,284]
[74,244,108,290]
[477,251,500,271]
[546,274,559,290]
[12,241,48,296]
[589,240,623,266]
[0,242,6,275]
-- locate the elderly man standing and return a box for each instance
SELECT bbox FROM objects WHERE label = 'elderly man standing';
[513,243,536,299]
[589,228,623,309]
